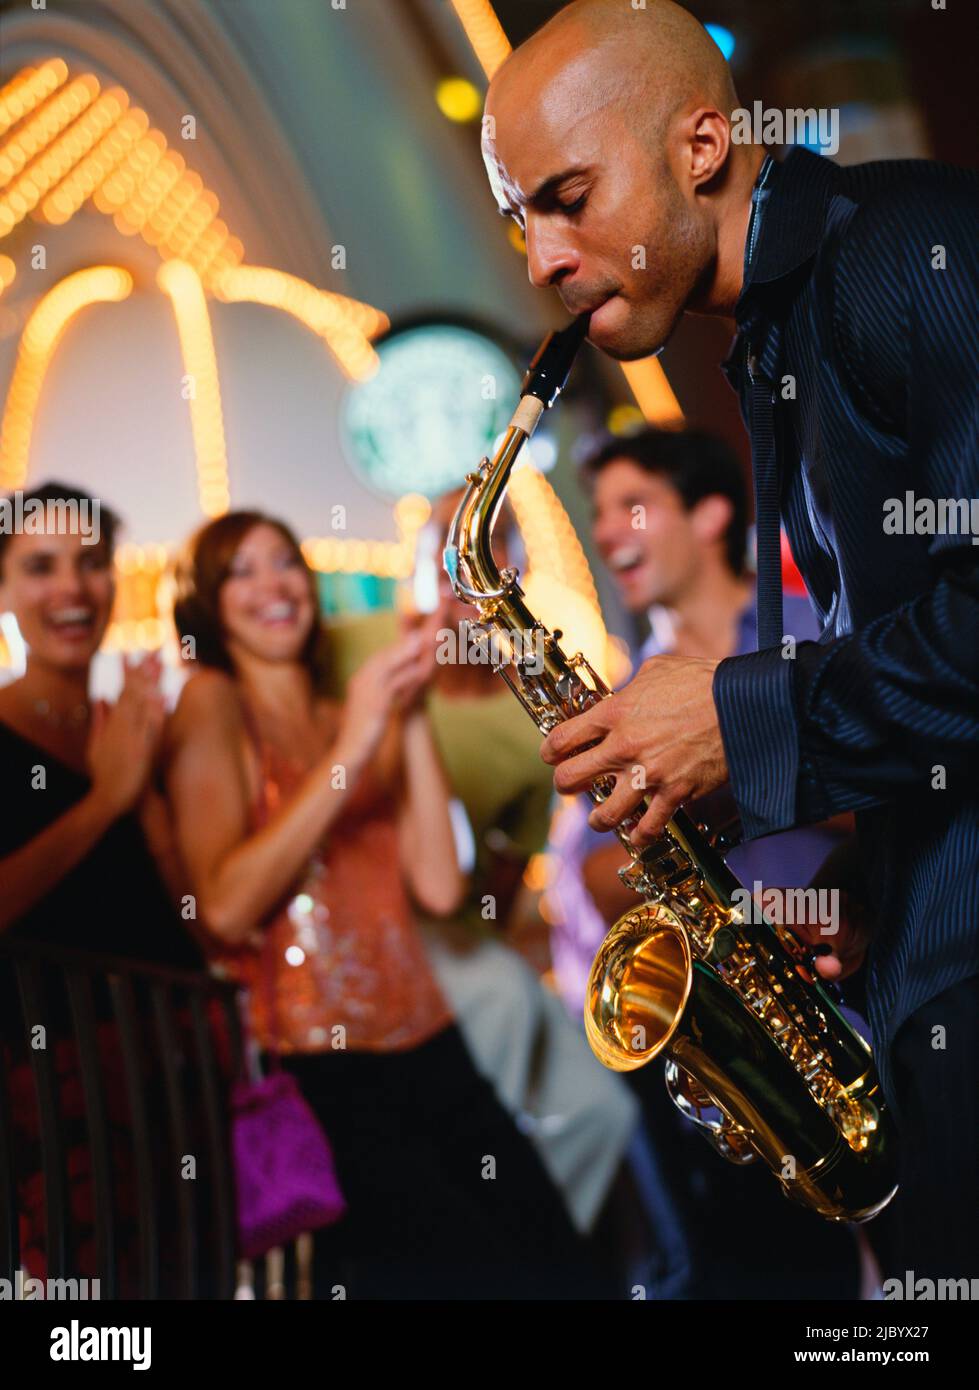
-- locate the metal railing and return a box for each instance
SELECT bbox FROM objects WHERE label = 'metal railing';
[0,937,244,1299]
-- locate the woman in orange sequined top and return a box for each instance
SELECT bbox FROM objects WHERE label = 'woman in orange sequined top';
[164,513,458,1047]
[163,511,585,1299]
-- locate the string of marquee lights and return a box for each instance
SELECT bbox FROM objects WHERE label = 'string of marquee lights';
[510,463,598,606]
[446,1,684,427]
[156,260,229,517]
[0,56,384,510]
[0,60,71,137]
[0,59,242,283]
[213,265,388,383]
[509,462,626,686]
[0,58,384,352]
[0,265,133,489]
[447,0,513,81]
[302,492,432,582]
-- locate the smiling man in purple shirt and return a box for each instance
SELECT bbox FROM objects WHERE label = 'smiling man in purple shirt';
[547,428,862,1299]
[550,428,850,1014]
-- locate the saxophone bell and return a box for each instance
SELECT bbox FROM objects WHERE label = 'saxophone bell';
[583,900,693,1072]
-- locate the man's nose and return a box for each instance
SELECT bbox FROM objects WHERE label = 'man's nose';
[525,218,579,290]
[591,514,620,552]
[57,564,88,598]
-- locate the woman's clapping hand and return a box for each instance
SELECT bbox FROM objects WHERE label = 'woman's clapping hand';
[87,653,167,818]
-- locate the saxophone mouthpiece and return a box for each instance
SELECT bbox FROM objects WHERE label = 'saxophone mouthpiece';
[520,313,590,409]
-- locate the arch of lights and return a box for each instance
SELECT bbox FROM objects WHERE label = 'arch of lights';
[0,56,617,679]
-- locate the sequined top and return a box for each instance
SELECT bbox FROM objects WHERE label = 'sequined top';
[212,723,452,1055]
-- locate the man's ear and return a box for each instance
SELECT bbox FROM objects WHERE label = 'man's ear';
[685,106,731,187]
[691,493,734,549]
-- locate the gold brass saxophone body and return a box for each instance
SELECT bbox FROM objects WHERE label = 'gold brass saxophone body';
[444,315,897,1222]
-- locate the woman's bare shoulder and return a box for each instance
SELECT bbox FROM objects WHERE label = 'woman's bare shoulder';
[170,667,243,740]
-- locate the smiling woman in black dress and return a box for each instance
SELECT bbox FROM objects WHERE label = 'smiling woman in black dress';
[0,483,199,966]
[0,482,203,1290]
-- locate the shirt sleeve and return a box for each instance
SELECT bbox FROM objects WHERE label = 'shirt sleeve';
[714,175,979,838]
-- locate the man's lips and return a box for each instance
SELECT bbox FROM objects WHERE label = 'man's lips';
[578,296,623,337]
[606,544,644,574]
[570,292,615,316]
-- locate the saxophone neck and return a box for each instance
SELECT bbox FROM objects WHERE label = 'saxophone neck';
[444,316,590,609]
[443,426,527,608]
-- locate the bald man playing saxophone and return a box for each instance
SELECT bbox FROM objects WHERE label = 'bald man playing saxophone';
[480,0,979,1288]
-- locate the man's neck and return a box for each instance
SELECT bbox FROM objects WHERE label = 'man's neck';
[649,565,753,661]
[698,144,766,317]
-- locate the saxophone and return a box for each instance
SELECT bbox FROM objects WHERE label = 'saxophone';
[444,315,898,1222]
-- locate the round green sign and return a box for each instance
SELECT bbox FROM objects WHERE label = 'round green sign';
[342,323,523,499]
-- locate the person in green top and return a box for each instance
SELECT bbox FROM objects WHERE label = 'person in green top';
[322,490,638,1235]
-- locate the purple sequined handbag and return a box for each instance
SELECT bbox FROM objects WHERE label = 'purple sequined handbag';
[231,1066,346,1261]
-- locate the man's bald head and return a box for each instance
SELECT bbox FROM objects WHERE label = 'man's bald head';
[483,0,759,359]
[492,0,738,143]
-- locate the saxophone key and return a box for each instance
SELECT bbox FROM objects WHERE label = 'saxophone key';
[804,1053,827,1082]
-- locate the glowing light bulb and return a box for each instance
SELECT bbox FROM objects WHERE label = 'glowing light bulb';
[435,76,482,123]
[606,403,645,435]
[705,24,736,61]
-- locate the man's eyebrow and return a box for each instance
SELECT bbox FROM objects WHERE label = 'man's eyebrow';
[498,167,589,216]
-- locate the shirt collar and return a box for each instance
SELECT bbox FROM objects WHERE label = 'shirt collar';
[642,605,675,657]
[637,588,758,664]
[737,147,842,310]
[743,153,776,280]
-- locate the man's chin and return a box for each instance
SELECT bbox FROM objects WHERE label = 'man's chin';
[598,338,667,363]
[584,315,670,358]
[587,309,676,361]
[614,577,658,614]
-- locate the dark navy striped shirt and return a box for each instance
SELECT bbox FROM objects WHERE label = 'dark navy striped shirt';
[712,148,979,1110]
